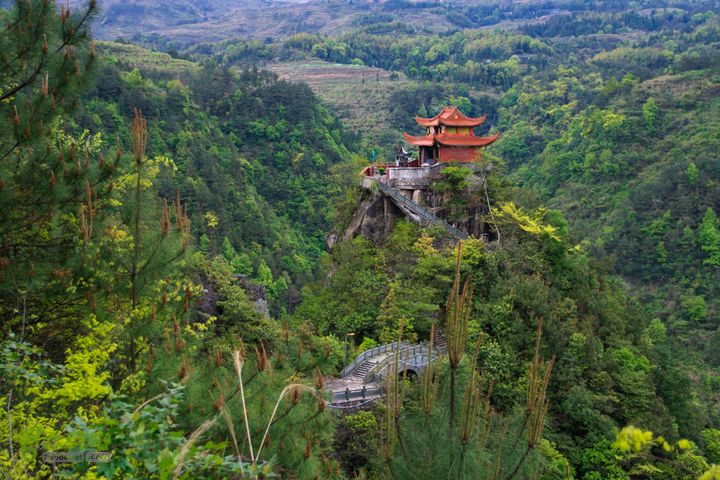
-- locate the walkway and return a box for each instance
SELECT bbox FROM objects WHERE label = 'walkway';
[367,177,468,241]
[326,332,447,408]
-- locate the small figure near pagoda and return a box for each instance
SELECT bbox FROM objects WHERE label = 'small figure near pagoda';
[403,106,499,164]
[394,146,413,167]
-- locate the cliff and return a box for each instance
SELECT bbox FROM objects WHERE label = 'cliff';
[333,164,498,246]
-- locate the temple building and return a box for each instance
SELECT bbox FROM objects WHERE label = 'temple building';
[403,106,499,164]
[353,105,501,244]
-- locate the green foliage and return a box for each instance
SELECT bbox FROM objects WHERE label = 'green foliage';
[642,97,659,132]
[538,440,574,480]
[203,256,274,344]
[702,429,720,465]
[432,166,473,193]
[357,337,378,353]
[699,208,720,266]
[80,47,357,314]
[377,280,438,343]
[687,162,700,185]
[198,233,210,253]
[293,236,389,339]
[479,8,720,450]
[1,335,254,479]
[335,411,381,476]
[5,1,720,478]
[578,438,630,480]
[56,385,258,479]
[0,8,351,476]
[612,426,715,480]
[682,295,708,323]
[301,203,670,473]
[383,325,554,480]
[0,0,113,360]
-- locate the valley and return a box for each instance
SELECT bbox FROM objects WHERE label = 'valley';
[2,0,720,478]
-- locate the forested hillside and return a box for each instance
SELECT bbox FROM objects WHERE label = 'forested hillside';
[74,42,360,314]
[208,0,720,437]
[1,3,358,477]
[3,0,720,479]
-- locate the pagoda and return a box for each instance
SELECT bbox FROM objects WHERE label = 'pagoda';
[403,106,499,164]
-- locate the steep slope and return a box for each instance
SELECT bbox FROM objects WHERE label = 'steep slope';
[73,42,358,312]
[497,60,720,433]
[84,0,457,44]
[295,200,681,476]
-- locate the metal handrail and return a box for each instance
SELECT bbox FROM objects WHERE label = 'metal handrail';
[331,332,451,404]
[377,348,441,383]
[376,181,468,240]
[363,346,406,384]
[340,342,411,378]
[363,343,436,384]
[331,384,385,402]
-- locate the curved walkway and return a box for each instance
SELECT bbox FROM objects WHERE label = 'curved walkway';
[326,332,447,408]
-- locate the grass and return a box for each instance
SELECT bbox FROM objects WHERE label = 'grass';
[98,41,199,78]
[268,60,415,141]
[97,43,410,142]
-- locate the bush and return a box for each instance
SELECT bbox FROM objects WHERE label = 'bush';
[335,411,380,475]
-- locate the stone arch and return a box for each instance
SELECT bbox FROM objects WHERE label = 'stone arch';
[399,369,418,381]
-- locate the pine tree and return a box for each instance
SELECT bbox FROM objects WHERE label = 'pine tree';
[0,0,110,354]
[0,0,98,259]
[370,242,557,479]
[101,109,191,374]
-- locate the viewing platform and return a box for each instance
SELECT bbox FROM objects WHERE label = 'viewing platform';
[361,163,441,191]
[340,105,499,244]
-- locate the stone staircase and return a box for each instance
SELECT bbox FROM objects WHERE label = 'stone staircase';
[349,360,378,381]
[433,329,447,352]
[375,181,468,241]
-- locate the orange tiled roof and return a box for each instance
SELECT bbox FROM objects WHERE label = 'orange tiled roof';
[416,106,487,128]
[435,132,500,146]
[403,131,500,147]
[402,132,435,146]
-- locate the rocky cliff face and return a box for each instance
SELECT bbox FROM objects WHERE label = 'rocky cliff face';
[334,167,497,246]
[198,275,271,319]
[423,187,495,240]
[338,190,405,245]
[234,276,270,318]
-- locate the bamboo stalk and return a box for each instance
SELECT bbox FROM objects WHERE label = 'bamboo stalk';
[172,416,219,479]
[233,348,255,462]
[255,384,318,461]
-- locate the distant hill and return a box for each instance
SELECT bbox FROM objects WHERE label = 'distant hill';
[70,0,567,46]
[81,0,439,44]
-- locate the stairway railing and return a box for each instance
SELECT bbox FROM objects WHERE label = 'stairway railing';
[375,181,468,240]
[340,342,411,378]
[331,332,450,404]
[363,343,443,384]
[330,384,385,403]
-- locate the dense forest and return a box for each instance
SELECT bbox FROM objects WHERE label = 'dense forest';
[77,42,360,315]
[2,0,720,479]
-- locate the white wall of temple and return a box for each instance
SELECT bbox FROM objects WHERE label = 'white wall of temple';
[387,166,434,181]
